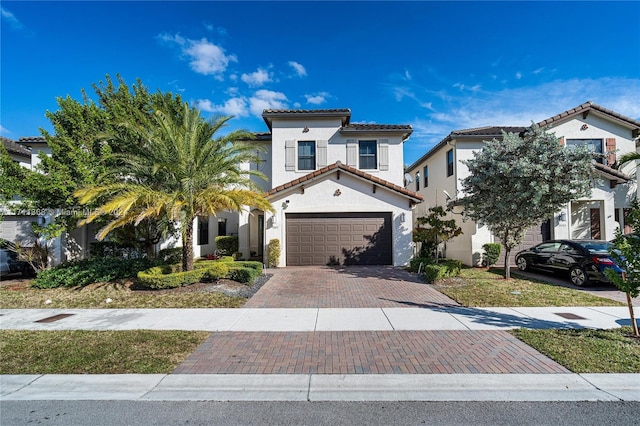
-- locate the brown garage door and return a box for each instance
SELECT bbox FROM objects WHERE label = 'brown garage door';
[496,220,551,266]
[286,212,392,266]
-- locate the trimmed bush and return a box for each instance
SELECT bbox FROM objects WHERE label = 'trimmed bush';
[215,236,238,255]
[137,264,206,290]
[482,243,502,267]
[231,261,263,271]
[267,239,280,268]
[201,262,229,281]
[423,259,462,283]
[32,257,161,289]
[227,266,262,284]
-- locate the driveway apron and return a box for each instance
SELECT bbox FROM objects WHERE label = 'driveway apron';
[175,266,569,375]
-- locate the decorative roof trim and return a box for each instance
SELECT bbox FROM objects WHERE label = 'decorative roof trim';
[267,161,423,202]
[538,101,640,130]
[340,124,413,141]
[262,109,351,130]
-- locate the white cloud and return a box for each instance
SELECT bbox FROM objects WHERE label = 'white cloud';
[1,7,23,29]
[241,68,272,87]
[515,72,522,80]
[158,33,237,77]
[0,124,10,135]
[195,98,249,117]
[288,61,307,77]
[305,92,329,105]
[404,69,412,80]
[533,67,544,75]
[249,90,288,117]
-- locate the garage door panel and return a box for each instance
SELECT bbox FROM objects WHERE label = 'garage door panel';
[286,213,392,266]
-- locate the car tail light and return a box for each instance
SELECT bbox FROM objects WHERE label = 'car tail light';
[592,256,615,265]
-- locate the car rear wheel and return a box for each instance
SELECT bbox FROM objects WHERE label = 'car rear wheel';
[516,256,528,271]
[570,266,589,287]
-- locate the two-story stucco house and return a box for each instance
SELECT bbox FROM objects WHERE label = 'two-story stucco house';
[405,101,639,267]
[212,109,423,267]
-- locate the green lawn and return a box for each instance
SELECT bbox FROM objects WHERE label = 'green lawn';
[0,281,246,309]
[0,330,209,374]
[511,327,640,373]
[433,267,625,307]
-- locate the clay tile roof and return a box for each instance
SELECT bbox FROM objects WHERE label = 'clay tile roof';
[262,109,351,130]
[451,126,526,137]
[593,162,632,183]
[537,101,640,130]
[341,123,413,141]
[1,136,31,158]
[18,136,47,144]
[267,161,423,202]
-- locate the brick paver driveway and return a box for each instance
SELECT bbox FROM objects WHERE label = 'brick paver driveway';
[244,265,458,308]
[175,265,569,375]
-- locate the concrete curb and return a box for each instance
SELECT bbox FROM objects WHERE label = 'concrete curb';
[2,374,638,402]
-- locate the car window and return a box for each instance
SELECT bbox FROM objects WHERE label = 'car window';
[559,244,580,255]
[537,242,561,253]
[577,241,611,254]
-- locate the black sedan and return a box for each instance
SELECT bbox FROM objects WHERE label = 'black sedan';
[515,240,623,287]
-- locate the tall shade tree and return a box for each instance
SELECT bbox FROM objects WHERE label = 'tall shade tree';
[605,198,640,337]
[75,100,274,271]
[460,124,596,279]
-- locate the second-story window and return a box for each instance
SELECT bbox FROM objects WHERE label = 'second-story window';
[415,172,420,191]
[566,139,604,163]
[298,141,315,170]
[446,149,454,177]
[359,140,377,169]
[423,165,429,188]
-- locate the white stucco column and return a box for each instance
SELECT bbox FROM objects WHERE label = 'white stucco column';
[238,209,250,259]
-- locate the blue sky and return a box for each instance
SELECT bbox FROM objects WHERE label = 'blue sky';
[2,1,639,166]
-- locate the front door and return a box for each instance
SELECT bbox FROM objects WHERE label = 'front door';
[590,208,601,239]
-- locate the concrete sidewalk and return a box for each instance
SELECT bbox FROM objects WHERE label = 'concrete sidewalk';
[1,306,636,331]
[2,373,638,401]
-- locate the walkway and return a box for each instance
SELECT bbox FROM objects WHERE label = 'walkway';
[2,266,638,402]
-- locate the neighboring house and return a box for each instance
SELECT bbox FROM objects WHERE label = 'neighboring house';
[221,109,423,267]
[406,101,639,266]
[1,136,94,265]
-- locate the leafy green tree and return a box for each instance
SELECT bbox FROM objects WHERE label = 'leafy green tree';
[460,124,595,279]
[605,198,640,336]
[413,206,462,263]
[76,100,274,271]
[14,75,184,257]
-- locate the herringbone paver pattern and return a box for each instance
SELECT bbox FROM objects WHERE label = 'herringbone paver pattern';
[245,266,458,308]
[174,330,570,374]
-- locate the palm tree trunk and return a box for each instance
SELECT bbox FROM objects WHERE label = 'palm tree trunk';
[182,219,194,271]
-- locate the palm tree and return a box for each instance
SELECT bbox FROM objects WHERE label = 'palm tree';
[617,152,640,170]
[76,100,273,271]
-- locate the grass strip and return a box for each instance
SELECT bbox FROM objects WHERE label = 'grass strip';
[0,330,209,374]
[511,327,640,373]
[0,283,246,309]
[433,267,625,307]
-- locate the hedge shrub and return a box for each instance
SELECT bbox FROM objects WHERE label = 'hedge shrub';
[267,239,280,268]
[482,243,502,267]
[32,257,161,289]
[423,259,462,283]
[137,264,206,290]
[227,266,262,284]
[215,236,238,255]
